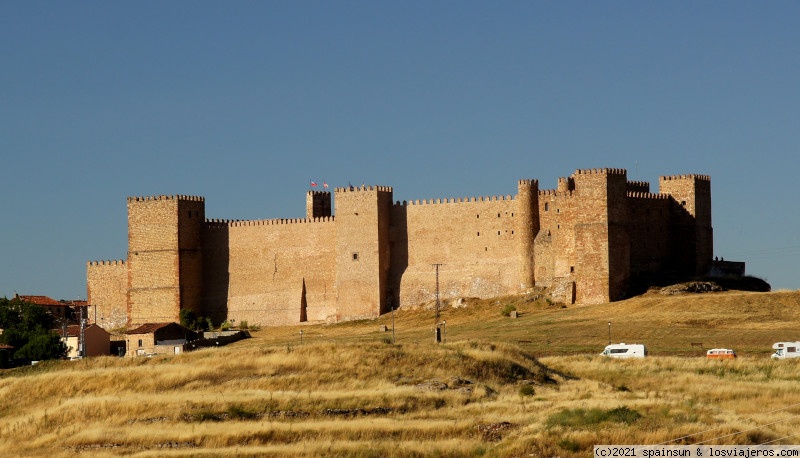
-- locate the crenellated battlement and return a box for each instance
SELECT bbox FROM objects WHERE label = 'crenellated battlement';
[392,194,515,207]
[538,189,575,197]
[127,195,205,202]
[334,185,393,193]
[626,181,651,193]
[660,174,711,182]
[205,216,335,228]
[87,259,126,266]
[307,190,332,197]
[518,179,539,186]
[574,168,627,176]
[626,192,670,200]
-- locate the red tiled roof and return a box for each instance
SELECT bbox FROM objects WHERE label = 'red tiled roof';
[126,323,176,335]
[19,295,63,306]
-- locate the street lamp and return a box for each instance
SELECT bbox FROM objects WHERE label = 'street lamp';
[607,322,611,345]
[300,329,304,345]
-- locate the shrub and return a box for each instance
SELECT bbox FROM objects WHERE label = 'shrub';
[546,406,642,428]
[501,304,517,317]
[239,320,249,330]
[519,385,536,397]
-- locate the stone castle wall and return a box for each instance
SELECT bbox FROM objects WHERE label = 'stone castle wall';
[86,260,128,329]
[203,217,338,326]
[391,195,521,308]
[86,168,713,329]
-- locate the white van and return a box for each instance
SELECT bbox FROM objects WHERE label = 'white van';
[600,343,647,359]
[771,342,800,359]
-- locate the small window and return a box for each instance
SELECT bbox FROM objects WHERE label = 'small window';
[497,231,501,235]
[544,203,549,211]
[477,232,480,236]
[476,214,480,218]
[681,201,686,206]
[570,266,575,273]
[352,253,359,261]
[497,213,500,218]
[138,339,143,347]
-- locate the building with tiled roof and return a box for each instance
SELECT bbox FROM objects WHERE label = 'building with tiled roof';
[58,324,111,359]
[125,322,195,357]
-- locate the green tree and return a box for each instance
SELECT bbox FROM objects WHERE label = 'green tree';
[0,297,66,361]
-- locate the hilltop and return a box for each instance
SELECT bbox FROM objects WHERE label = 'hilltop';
[1,288,799,457]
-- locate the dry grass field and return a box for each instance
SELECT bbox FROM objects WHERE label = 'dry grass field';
[2,288,800,457]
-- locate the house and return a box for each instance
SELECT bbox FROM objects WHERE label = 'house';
[16,294,90,323]
[60,324,111,359]
[125,322,196,357]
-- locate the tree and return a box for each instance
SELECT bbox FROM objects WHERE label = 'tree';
[0,297,66,361]
[179,308,210,332]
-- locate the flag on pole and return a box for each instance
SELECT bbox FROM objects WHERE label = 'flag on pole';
[323,182,328,189]
[310,180,317,187]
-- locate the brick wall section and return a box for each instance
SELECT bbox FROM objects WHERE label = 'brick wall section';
[86,260,128,329]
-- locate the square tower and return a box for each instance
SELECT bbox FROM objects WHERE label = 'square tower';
[126,195,205,325]
[333,185,393,319]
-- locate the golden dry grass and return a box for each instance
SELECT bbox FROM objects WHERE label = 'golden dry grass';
[2,289,800,457]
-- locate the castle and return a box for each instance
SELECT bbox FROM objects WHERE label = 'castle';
[86,168,712,330]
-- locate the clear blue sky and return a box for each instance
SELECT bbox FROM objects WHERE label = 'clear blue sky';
[2,1,798,300]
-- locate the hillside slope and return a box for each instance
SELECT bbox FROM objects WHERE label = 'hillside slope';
[1,289,799,457]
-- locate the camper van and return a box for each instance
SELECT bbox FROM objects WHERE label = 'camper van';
[600,343,647,359]
[771,342,800,359]
[706,348,736,360]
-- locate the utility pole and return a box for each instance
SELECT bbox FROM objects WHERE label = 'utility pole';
[79,306,87,358]
[432,263,444,343]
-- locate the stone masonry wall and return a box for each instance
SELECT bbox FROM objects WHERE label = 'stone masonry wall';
[392,195,520,308]
[86,260,128,330]
[204,218,338,326]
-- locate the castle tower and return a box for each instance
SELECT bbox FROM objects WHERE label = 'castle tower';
[126,195,205,325]
[659,175,713,276]
[333,185,393,319]
[516,179,539,289]
[570,168,631,303]
[306,190,332,219]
